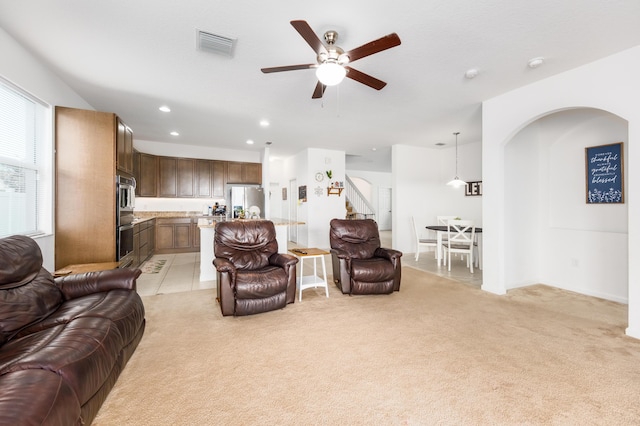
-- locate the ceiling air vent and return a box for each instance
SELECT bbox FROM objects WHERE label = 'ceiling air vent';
[196,29,236,57]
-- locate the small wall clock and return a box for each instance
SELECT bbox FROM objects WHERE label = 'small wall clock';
[315,172,324,182]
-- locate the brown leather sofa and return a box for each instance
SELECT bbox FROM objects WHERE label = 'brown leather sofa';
[329,218,403,295]
[214,220,299,316]
[0,235,145,425]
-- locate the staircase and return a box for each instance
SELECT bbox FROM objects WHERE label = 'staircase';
[344,175,376,220]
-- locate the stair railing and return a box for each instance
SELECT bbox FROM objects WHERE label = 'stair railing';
[345,175,376,221]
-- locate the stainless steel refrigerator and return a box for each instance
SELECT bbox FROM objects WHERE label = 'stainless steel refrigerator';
[229,186,265,218]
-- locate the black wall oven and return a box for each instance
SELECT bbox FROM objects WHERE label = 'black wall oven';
[116,175,136,268]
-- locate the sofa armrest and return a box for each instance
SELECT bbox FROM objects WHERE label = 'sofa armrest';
[269,253,299,268]
[329,248,351,259]
[213,258,235,273]
[54,268,141,300]
[375,247,403,261]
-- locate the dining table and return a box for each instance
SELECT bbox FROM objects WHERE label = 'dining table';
[425,225,483,268]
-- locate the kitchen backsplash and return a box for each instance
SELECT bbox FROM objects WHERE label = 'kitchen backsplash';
[135,197,226,214]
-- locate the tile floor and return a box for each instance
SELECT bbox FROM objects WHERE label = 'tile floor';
[136,230,482,297]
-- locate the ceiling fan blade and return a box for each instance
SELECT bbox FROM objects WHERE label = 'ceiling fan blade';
[345,33,401,63]
[261,64,316,73]
[312,81,326,99]
[290,20,328,55]
[345,67,387,90]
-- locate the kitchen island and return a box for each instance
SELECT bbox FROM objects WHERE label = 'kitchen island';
[197,217,305,282]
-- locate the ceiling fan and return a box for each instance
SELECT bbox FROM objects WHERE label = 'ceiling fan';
[261,20,401,99]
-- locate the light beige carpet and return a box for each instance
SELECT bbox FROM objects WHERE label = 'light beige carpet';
[93,267,640,425]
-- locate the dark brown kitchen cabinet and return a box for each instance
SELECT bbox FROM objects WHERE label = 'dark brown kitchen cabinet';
[212,160,226,197]
[133,224,141,268]
[133,219,156,269]
[116,118,134,175]
[177,158,195,197]
[155,218,197,254]
[191,217,200,249]
[137,152,158,197]
[195,160,211,198]
[227,161,262,184]
[136,152,260,199]
[158,157,177,197]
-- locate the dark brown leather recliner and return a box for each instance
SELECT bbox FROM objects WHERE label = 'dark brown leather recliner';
[329,218,403,295]
[213,220,299,316]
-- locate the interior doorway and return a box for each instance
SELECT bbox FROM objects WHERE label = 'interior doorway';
[289,179,297,243]
[378,187,392,230]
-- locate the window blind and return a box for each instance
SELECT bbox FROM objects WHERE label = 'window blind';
[0,77,51,238]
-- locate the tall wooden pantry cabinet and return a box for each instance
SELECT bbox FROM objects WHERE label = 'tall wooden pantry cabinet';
[54,106,132,269]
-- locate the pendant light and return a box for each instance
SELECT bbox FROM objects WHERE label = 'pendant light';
[447,132,466,187]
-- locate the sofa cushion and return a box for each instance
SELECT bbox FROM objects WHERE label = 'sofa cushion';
[0,369,82,425]
[351,258,396,282]
[0,268,63,346]
[214,221,279,270]
[15,290,145,346]
[0,316,124,405]
[0,235,43,289]
[329,219,381,259]
[235,266,288,299]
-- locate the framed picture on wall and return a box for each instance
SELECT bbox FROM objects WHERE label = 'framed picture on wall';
[282,187,287,201]
[585,142,624,204]
[298,185,307,202]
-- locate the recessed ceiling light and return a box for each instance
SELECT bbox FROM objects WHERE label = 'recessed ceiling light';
[246,139,254,145]
[464,68,479,79]
[528,57,545,69]
[170,131,179,136]
[159,105,171,112]
[260,120,270,127]
[371,147,377,151]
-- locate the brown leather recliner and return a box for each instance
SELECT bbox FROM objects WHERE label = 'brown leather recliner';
[213,220,299,316]
[329,218,403,295]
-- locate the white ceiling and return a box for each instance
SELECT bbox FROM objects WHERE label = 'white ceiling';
[2,1,640,172]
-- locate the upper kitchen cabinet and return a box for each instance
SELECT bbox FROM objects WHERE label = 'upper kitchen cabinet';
[116,117,134,175]
[195,160,211,198]
[227,161,262,185]
[211,160,226,198]
[177,158,195,197]
[54,106,118,269]
[134,150,158,197]
[136,152,257,198]
[196,160,226,198]
[158,157,195,197]
[158,156,177,197]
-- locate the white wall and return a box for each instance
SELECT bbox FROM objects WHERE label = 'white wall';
[392,142,483,254]
[504,109,628,299]
[134,139,261,163]
[1,27,93,271]
[482,45,640,338]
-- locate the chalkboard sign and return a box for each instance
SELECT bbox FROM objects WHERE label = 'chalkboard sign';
[585,142,624,204]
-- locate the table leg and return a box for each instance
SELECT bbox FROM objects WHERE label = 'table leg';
[321,255,329,298]
[298,257,304,301]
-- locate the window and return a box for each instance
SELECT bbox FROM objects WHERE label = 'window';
[0,77,51,238]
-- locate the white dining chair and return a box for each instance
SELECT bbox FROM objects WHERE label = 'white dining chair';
[442,219,476,273]
[437,215,458,226]
[411,216,437,261]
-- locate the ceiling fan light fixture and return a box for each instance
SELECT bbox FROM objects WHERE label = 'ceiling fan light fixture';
[316,61,346,86]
